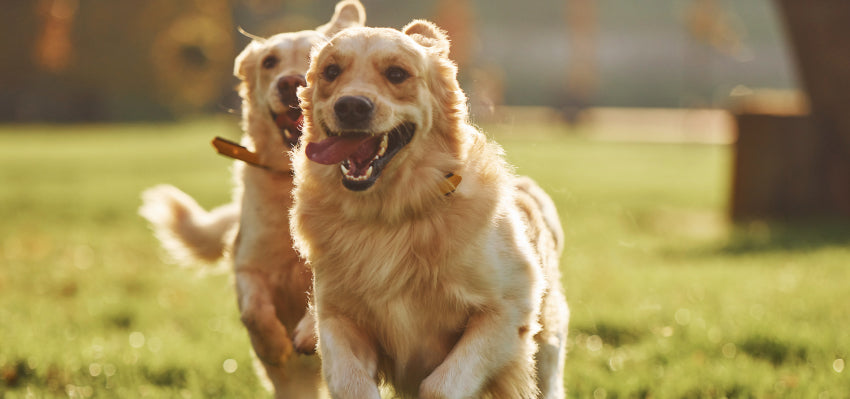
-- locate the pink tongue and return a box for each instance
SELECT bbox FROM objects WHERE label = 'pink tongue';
[305,135,380,165]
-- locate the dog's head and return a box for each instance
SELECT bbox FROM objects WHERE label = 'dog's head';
[234,0,365,148]
[298,20,469,195]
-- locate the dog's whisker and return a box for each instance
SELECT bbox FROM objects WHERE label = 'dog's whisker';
[237,26,266,43]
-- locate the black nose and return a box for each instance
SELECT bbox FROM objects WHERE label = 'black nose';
[277,75,306,105]
[334,95,374,127]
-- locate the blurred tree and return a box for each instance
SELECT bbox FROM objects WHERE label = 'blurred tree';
[0,0,234,121]
[685,0,748,59]
[564,0,597,121]
[34,0,77,73]
[435,0,501,120]
[683,0,751,108]
[434,0,475,69]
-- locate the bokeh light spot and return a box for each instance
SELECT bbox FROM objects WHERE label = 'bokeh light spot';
[222,358,238,373]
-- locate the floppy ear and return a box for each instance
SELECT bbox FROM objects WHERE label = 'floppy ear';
[403,20,450,58]
[234,40,260,80]
[316,0,366,37]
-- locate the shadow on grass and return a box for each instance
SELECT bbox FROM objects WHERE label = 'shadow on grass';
[737,333,809,366]
[719,220,850,255]
[1,358,71,395]
[142,364,188,387]
[574,320,648,347]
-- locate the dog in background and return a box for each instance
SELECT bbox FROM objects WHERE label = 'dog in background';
[290,20,569,398]
[139,1,365,397]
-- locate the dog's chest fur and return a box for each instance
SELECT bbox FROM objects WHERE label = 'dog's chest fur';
[318,244,479,390]
[310,198,530,390]
[234,129,297,268]
[378,294,465,389]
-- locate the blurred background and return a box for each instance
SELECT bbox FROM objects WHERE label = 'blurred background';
[1,0,796,121]
[2,0,849,397]
[4,0,848,219]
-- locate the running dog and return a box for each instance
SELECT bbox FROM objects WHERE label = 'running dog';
[139,2,365,397]
[290,20,569,399]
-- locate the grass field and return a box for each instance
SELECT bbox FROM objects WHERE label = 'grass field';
[1,118,848,398]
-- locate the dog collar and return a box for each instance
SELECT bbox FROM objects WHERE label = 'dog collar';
[440,172,462,196]
[212,136,293,176]
[213,136,459,192]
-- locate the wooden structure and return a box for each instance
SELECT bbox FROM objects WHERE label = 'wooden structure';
[731,1,850,220]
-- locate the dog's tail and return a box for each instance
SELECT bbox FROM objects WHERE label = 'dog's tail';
[514,176,564,258]
[139,185,238,266]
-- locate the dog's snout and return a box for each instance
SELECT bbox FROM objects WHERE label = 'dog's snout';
[334,96,374,127]
[278,75,306,93]
[277,75,306,104]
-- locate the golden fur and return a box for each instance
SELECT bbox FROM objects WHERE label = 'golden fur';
[290,20,569,399]
[139,2,365,397]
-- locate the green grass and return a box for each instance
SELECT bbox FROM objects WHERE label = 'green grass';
[1,119,848,398]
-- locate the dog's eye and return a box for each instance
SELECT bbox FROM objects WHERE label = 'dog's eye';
[385,66,409,84]
[324,64,341,82]
[261,55,279,69]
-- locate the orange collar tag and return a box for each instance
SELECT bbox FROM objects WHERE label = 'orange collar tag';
[441,172,462,196]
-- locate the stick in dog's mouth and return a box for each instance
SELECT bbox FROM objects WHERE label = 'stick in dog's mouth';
[305,122,415,191]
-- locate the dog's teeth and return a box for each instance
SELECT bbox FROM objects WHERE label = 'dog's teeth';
[340,161,375,181]
[377,134,388,157]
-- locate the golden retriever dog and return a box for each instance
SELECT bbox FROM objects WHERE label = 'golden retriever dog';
[290,20,569,399]
[139,1,364,397]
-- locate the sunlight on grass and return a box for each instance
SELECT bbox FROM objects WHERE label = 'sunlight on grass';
[1,119,848,398]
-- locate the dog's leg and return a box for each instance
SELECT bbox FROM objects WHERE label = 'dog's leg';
[259,354,325,399]
[419,309,538,399]
[319,315,381,399]
[293,310,319,354]
[534,330,567,399]
[235,269,293,366]
[535,289,569,399]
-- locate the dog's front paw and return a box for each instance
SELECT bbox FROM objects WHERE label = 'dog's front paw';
[241,310,294,366]
[250,332,294,366]
[292,312,318,354]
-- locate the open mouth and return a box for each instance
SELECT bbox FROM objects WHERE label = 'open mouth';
[269,107,303,148]
[305,122,415,191]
